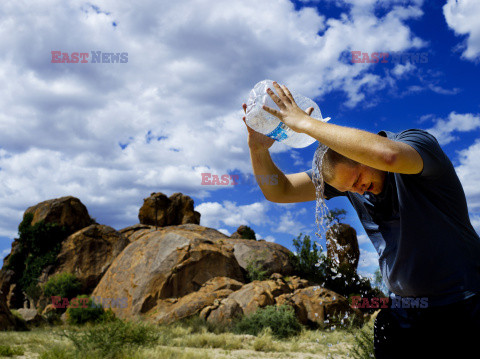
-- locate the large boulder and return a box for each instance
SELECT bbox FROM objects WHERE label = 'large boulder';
[276,286,363,328]
[138,192,200,227]
[119,224,156,243]
[92,224,245,320]
[0,197,93,309]
[210,278,291,318]
[24,196,92,235]
[224,238,295,277]
[39,224,130,294]
[145,277,243,324]
[16,308,46,327]
[326,223,360,271]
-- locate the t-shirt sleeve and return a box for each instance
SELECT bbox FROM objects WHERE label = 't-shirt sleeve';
[394,129,449,178]
[305,169,346,200]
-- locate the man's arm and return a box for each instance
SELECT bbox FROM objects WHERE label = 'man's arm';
[249,148,316,203]
[301,121,424,175]
[262,82,424,175]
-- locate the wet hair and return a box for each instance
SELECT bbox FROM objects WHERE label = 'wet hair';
[321,148,358,183]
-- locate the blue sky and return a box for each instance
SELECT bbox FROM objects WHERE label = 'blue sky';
[1,0,479,282]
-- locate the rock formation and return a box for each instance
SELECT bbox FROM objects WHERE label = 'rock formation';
[38,224,130,294]
[0,291,27,331]
[0,193,368,331]
[24,196,92,235]
[138,192,200,227]
[0,196,94,309]
[326,223,360,271]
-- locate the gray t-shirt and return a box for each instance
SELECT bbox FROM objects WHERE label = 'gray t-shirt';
[306,128,480,306]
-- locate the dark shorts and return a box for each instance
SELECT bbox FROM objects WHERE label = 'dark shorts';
[374,292,480,359]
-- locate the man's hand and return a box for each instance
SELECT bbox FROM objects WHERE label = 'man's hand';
[262,81,313,134]
[242,103,275,152]
[242,102,314,152]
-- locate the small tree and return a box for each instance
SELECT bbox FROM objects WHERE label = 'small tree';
[43,272,82,300]
[289,233,325,284]
[239,225,256,240]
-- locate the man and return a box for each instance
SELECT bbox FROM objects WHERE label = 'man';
[242,81,480,358]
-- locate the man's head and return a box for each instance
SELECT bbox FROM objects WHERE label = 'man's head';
[321,148,386,195]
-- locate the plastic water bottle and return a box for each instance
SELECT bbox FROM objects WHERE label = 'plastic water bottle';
[245,79,330,148]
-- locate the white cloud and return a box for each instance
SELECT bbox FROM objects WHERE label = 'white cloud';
[358,248,378,269]
[195,201,270,230]
[0,0,429,237]
[455,139,480,212]
[444,0,480,60]
[357,234,370,245]
[391,62,416,77]
[255,233,276,242]
[272,208,309,236]
[218,228,230,236]
[426,112,480,145]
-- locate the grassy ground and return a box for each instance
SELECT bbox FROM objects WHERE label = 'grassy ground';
[0,314,377,359]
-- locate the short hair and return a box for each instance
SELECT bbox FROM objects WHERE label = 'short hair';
[321,148,358,183]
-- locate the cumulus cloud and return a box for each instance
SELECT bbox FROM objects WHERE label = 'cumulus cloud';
[358,248,378,268]
[455,139,480,212]
[195,200,270,230]
[0,0,429,238]
[426,112,480,145]
[444,0,480,60]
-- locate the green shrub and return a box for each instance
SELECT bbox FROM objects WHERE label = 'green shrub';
[66,295,115,325]
[245,260,268,282]
[240,225,256,240]
[62,318,159,358]
[0,344,24,356]
[43,272,82,300]
[233,305,303,339]
[6,213,68,295]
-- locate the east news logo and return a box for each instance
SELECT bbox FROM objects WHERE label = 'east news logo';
[51,51,128,63]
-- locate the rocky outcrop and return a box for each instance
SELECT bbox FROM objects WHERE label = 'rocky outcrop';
[276,285,363,328]
[326,223,360,271]
[230,225,256,240]
[226,238,295,277]
[138,192,200,227]
[119,224,156,243]
[16,308,46,327]
[92,224,245,320]
[92,224,299,322]
[0,291,27,331]
[1,193,368,331]
[24,196,92,235]
[39,224,130,294]
[146,277,244,324]
[0,268,22,309]
[201,274,313,325]
[0,196,93,309]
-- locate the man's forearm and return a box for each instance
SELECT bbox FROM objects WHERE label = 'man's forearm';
[302,117,396,171]
[249,148,288,201]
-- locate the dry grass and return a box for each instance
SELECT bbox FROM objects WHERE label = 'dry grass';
[0,315,376,359]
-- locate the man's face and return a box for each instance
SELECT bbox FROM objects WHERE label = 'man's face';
[327,162,387,195]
